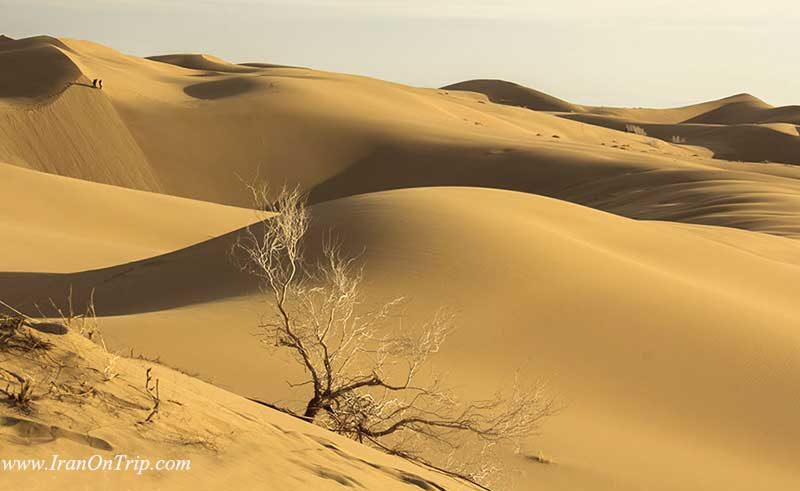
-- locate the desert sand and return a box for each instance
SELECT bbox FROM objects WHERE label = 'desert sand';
[1,35,799,490]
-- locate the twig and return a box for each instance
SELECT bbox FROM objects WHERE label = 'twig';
[143,368,160,423]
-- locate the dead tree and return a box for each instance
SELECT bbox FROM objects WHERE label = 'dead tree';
[232,185,556,487]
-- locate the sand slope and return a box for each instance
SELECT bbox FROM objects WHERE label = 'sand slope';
[0,325,473,491]
[0,87,163,192]
[0,163,257,272]
[3,186,800,490]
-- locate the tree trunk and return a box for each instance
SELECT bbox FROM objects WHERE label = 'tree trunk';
[303,398,321,421]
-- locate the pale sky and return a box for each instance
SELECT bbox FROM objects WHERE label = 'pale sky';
[2,0,798,107]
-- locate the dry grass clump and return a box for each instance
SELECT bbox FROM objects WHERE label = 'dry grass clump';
[625,124,647,136]
[0,316,52,353]
[0,367,36,412]
[47,288,104,343]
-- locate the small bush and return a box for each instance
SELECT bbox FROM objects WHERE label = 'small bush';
[625,124,647,136]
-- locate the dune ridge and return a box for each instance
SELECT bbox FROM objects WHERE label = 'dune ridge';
[147,53,259,73]
[0,37,81,99]
[442,79,585,113]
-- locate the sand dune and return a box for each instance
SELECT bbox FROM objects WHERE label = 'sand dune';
[0,85,163,192]
[3,38,798,234]
[444,82,800,163]
[147,53,258,73]
[683,97,800,125]
[0,37,82,99]
[2,36,800,491]
[240,62,306,69]
[308,143,800,238]
[441,79,585,113]
[3,187,799,490]
[586,93,776,124]
[0,163,257,272]
[559,112,800,164]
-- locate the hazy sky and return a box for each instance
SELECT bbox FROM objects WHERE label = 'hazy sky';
[2,0,798,107]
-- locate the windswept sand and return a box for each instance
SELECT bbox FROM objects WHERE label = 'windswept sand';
[0,163,257,272]
[2,326,473,491]
[1,35,799,491]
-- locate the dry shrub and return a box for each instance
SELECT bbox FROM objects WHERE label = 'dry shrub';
[232,186,558,489]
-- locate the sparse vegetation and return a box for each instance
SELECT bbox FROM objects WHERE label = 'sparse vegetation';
[143,367,161,423]
[0,315,51,353]
[48,288,104,343]
[103,353,120,381]
[525,452,554,465]
[625,124,647,136]
[232,186,557,489]
[0,367,35,411]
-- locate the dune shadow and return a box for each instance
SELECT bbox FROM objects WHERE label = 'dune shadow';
[240,62,307,69]
[184,77,260,100]
[0,226,260,318]
[255,72,326,81]
[26,321,68,335]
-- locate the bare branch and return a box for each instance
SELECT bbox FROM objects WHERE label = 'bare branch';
[232,186,557,488]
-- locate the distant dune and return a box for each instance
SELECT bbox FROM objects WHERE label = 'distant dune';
[585,93,775,123]
[588,92,800,126]
[442,78,585,112]
[443,81,800,164]
[147,53,258,73]
[684,98,800,125]
[0,36,796,235]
